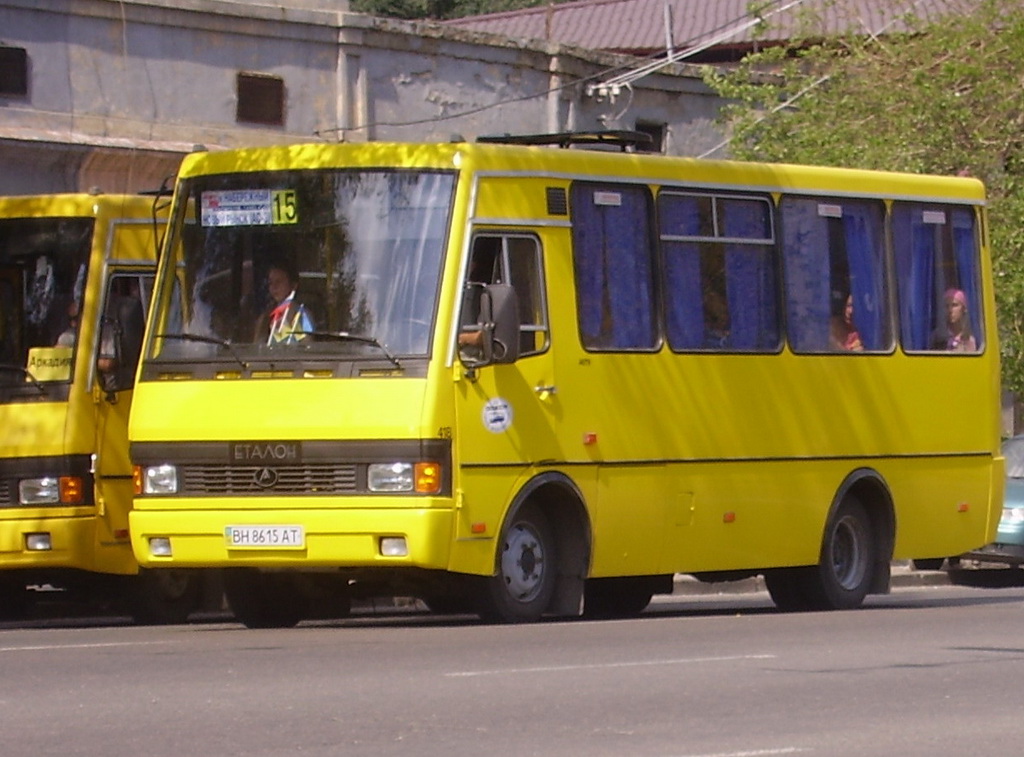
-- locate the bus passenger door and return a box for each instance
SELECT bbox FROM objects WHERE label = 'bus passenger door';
[454,232,561,468]
[92,269,154,566]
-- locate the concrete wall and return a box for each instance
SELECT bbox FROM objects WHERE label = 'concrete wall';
[0,0,728,195]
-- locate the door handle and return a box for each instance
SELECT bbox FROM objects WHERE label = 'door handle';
[534,385,557,400]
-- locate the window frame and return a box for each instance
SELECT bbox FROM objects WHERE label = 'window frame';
[459,231,550,360]
[658,189,781,353]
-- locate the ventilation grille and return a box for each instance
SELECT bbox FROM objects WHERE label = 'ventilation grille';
[180,464,358,495]
[546,187,568,216]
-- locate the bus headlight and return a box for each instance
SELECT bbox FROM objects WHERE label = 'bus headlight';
[19,477,59,505]
[368,462,413,492]
[141,464,179,495]
[19,476,85,505]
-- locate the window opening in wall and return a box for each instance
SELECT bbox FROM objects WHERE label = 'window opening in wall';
[0,47,28,97]
[634,121,666,153]
[236,72,285,126]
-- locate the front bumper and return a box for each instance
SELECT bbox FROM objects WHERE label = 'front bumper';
[129,504,455,570]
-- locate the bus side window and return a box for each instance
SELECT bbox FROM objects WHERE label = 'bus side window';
[571,182,657,351]
[459,234,548,361]
[892,204,982,353]
[781,197,890,353]
[659,192,779,352]
[98,273,153,393]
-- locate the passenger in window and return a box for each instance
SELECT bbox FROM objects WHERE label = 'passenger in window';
[256,262,313,345]
[56,301,79,347]
[932,288,976,352]
[830,294,863,351]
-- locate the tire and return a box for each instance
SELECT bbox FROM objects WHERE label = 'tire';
[0,575,32,621]
[802,496,876,610]
[478,503,557,623]
[583,578,653,619]
[128,568,202,625]
[224,569,306,629]
[764,567,815,612]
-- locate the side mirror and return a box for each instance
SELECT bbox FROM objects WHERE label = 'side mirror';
[98,296,145,396]
[460,283,520,368]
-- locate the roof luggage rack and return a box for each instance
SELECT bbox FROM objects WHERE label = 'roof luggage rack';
[476,130,653,152]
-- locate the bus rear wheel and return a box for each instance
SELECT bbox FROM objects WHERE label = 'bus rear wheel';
[767,497,875,612]
[224,569,307,629]
[478,503,556,623]
[764,567,815,612]
[806,496,875,610]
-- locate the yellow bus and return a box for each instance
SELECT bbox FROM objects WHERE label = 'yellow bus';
[128,132,1003,627]
[0,192,205,623]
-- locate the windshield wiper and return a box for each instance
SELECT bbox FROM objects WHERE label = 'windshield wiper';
[156,333,249,371]
[0,363,48,393]
[297,332,402,368]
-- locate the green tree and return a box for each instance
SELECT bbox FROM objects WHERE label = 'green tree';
[704,0,1024,396]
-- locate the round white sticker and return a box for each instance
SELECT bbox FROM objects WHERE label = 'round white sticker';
[482,398,513,433]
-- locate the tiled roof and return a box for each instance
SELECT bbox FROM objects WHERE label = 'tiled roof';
[444,0,980,55]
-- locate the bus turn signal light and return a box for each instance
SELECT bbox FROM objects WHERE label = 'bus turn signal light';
[415,462,442,494]
[59,476,84,505]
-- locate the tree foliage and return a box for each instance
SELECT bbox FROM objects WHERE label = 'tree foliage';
[704,0,1024,395]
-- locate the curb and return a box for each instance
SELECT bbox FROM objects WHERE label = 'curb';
[671,563,950,596]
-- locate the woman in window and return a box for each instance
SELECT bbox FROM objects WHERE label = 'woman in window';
[830,293,863,351]
[932,288,976,352]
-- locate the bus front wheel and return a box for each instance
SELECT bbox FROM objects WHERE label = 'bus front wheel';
[128,567,201,625]
[478,503,557,623]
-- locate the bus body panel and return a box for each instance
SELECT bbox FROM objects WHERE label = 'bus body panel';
[129,376,431,443]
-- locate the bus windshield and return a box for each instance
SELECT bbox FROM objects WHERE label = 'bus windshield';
[0,217,92,392]
[149,169,455,365]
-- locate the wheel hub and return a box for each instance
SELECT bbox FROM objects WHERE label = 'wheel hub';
[501,522,545,602]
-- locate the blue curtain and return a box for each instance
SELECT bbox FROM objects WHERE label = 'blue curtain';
[660,195,703,349]
[893,207,935,350]
[722,200,777,350]
[664,241,703,349]
[571,184,656,349]
[952,208,982,347]
[781,199,832,351]
[842,204,885,350]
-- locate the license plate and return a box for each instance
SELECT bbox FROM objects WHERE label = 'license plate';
[225,525,305,549]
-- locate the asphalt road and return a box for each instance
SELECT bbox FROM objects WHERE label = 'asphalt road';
[3,581,1024,757]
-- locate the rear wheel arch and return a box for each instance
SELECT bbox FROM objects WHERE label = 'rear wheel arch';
[832,468,896,594]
